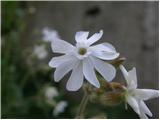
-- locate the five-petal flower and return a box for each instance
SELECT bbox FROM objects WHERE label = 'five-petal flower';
[120,65,159,119]
[49,30,119,91]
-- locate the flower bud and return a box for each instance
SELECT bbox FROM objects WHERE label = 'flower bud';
[99,91,125,106]
[96,75,113,91]
[99,82,126,106]
[83,79,126,107]
[110,82,125,91]
[110,57,126,68]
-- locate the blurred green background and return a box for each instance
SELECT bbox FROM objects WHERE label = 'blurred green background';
[1,1,158,118]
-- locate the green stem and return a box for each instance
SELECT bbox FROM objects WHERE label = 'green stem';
[76,91,89,118]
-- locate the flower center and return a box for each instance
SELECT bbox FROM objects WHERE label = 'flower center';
[78,48,87,55]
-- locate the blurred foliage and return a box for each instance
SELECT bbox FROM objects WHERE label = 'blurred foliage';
[1,1,70,118]
[2,1,26,35]
[1,1,139,118]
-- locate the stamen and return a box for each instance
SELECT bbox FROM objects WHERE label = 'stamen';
[78,48,87,55]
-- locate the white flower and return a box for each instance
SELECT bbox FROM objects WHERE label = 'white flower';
[49,30,119,91]
[120,65,159,119]
[33,45,48,59]
[28,6,36,14]
[45,87,59,100]
[42,27,60,42]
[53,101,68,116]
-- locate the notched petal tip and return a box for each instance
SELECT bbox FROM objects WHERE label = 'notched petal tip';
[153,90,159,97]
[129,67,137,76]
[95,82,100,88]
[99,29,103,37]
[48,60,53,68]
[100,29,103,34]
[86,77,100,89]
[116,53,120,57]
[132,67,136,71]
[48,59,57,68]
[54,79,60,83]
[54,73,61,82]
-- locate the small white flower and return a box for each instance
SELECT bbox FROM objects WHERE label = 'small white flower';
[28,6,36,14]
[45,87,59,100]
[53,101,68,116]
[42,27,60,42]
[49,30,119,91]
[120,65,159,119]
[33,45,48,59]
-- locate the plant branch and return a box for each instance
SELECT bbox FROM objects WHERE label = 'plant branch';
[76,90,89,118]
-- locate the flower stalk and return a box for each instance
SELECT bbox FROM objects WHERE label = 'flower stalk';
[76,90,89,118]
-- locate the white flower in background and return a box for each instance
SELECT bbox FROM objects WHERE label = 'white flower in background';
[33,45,48,59]
[28,6,36,14]
[49,30,119,91]
[42,27,60,42]
[120,65,159,119]
[45,87,59,100]
[53,101,68,116]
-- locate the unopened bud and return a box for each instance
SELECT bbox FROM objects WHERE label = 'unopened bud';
[100,91,125,106]
[110,82,125,91]
[97,76,113,91]
[110,57,126,68]
[99,82,126,106]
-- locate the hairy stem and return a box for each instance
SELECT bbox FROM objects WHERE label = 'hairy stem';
[76,91,89,118]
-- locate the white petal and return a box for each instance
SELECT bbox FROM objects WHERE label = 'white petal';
[90,43,119,60]
[120,65,137,89]
[91,51,119,60]
[66,62,84,91]
[134,89,159,100]
[75,31,89,42]
[139,112,148,119]
[119,65,130,85]
[87,30,103,45]
[128,67,137,88]
[49,55,73,68]
[83,58,100,88]
[139,100,152,117]
[126,95,140,115]
[54,58,78,82]
[90,42,118,53]
[51,39,75,54]
[91,56,116,81]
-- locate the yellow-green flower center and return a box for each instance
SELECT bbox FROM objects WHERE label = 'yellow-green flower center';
[78,48,87,55]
